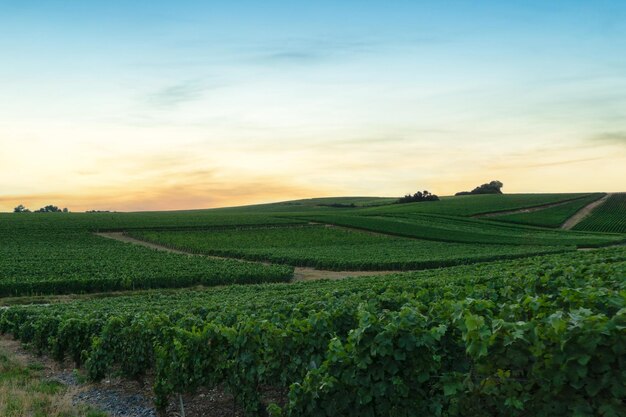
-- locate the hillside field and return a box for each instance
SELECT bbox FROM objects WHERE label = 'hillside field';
[574,193,626,233]
[1,193,625,417]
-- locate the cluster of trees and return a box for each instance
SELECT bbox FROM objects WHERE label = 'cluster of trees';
[14,204,69,213]
[397,190,439,204]
[455,180,503,196]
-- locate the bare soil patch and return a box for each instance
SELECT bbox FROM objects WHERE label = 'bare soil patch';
[293,267,395,281]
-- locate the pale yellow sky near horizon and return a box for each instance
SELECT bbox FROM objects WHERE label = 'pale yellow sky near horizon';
[1,119,624,212]
[2,84,625,212]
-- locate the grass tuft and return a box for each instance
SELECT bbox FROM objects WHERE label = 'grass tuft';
[0,347,107,417]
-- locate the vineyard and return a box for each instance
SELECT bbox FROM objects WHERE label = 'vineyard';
[0,229,292,297]
[362,193,592,216]
[1,248,625,416]
[128,226,571,270]
[1,192,625,416]
[296,213,621,247]
[4,2,626,416]
[0,210,304,232]
[488,193,606,228]
[574,193,626,233]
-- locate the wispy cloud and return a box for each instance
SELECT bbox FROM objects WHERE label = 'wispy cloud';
[519,156,607,168]
[252,34,444,66]
[247,37,380,65]
[145,80,207,107]
[133,34,443,70]
[590,131,626,145]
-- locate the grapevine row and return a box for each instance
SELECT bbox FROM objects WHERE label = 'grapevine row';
[1,247,624,416]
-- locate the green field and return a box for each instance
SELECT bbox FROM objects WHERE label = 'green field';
[298,213,621,247]
[0,212,298,297]
[361,193,591,216]
[0,229,292,297]
[0,210,304,231]
[574,193,626,233]
[128,225,569,270]
[2,193,625,297]
[5,2,626,416]
[1,192,625,416]
[488,193,605,228]
[2,247,624,416]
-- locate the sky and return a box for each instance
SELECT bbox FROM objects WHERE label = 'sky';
[1,0,625,212]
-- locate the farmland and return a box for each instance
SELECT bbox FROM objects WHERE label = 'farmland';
[128,225,569,270]
[5,3,626,416]
[297,213,621,247]
[0,229,292,297]
[361,193,593,216]
[1,247,625,416]
[488,193,606,228]
[574,193,626,233]
[1,192,625,416]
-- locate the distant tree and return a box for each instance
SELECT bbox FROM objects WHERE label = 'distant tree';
[397,190,439,204]
[13,204,30,213]
[34,205,68,213]
[455,180,503,196]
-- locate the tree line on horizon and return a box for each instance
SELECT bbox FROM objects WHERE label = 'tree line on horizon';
[397,190,440,203]
[398,181,503,204]
[14,204,69,213]
[455,180,503,196]
[12,181,504,212]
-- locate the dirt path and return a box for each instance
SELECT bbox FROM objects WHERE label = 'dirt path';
[96,232,396,282]
[292,267,395,281]
[560,193,613,230]
[308,221,400,238]
[96,232,197,255]
[473,196,593,218]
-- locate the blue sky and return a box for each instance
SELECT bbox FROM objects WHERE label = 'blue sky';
[1,1,625,211]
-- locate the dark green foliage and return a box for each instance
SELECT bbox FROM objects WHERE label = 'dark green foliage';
[455,180,504,196]
[13,204,30,213]
[1,248,625,416]
[33,205,68,213]
[397,190,439,203]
